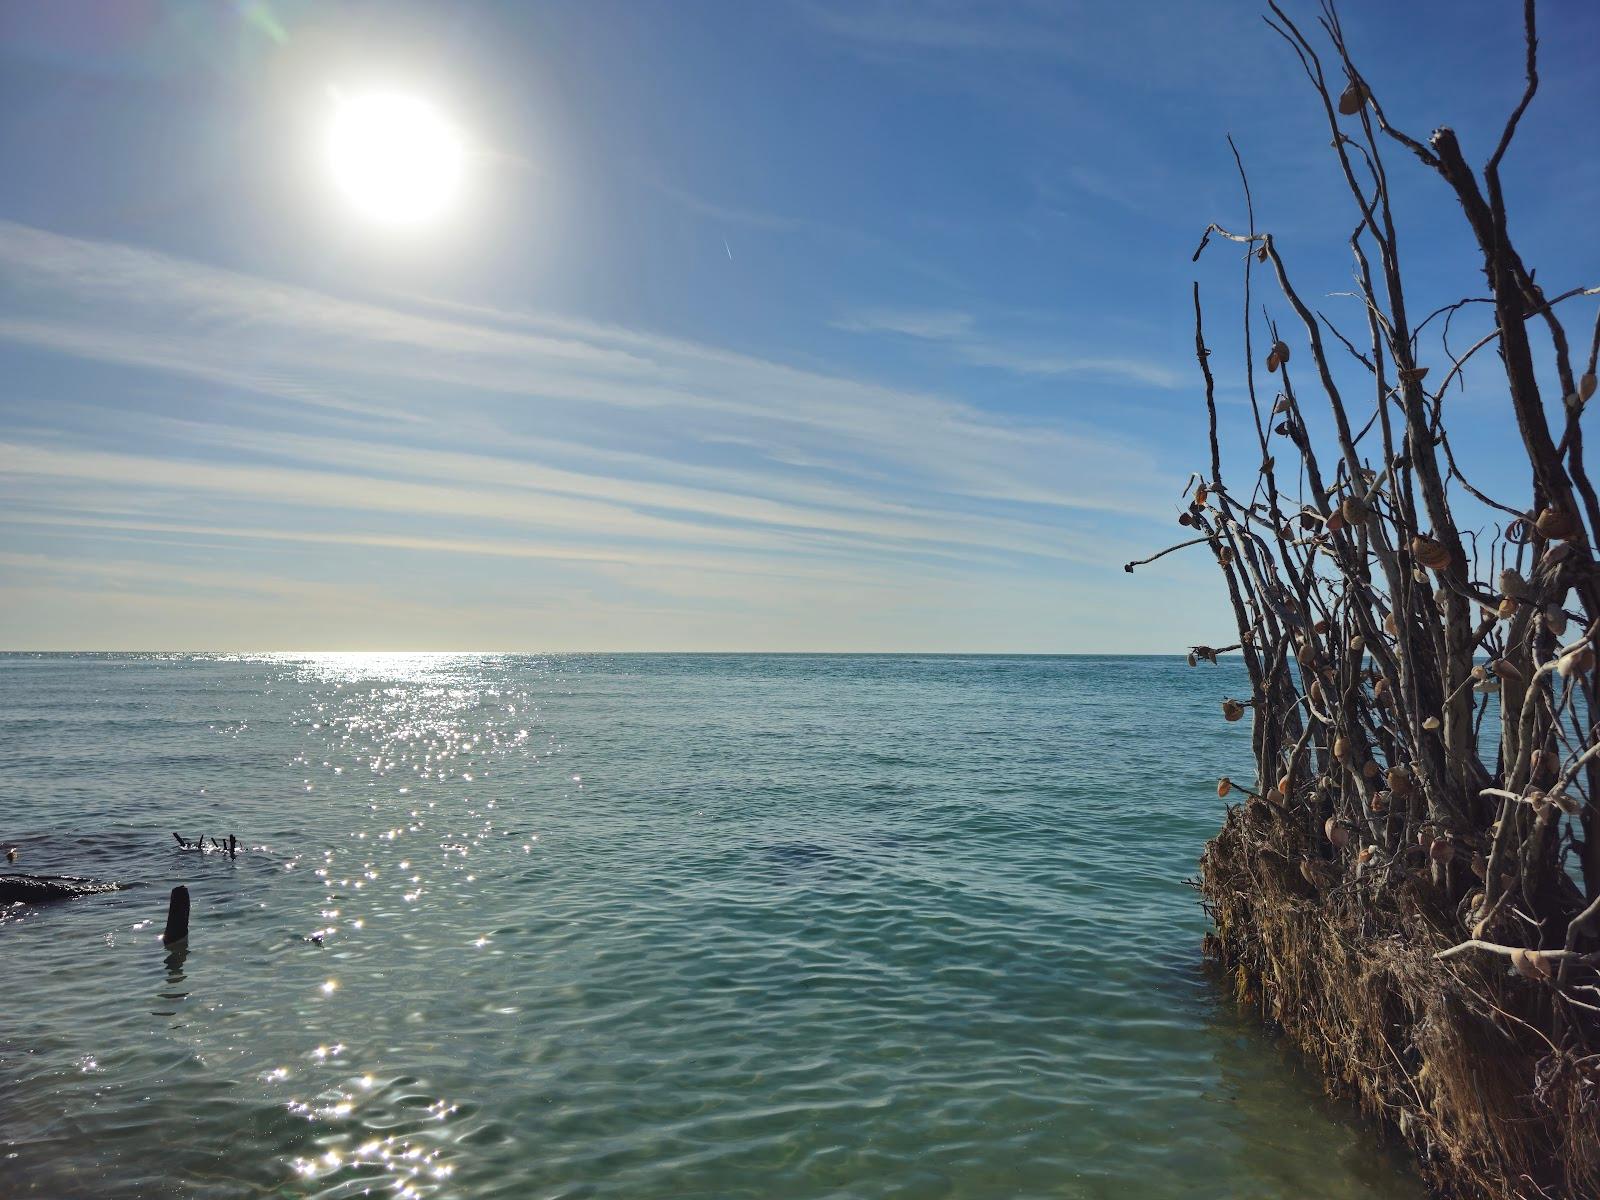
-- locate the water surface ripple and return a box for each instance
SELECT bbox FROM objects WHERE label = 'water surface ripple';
[0,653,1423,1199]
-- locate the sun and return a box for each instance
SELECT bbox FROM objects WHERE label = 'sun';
[324,91,465,228]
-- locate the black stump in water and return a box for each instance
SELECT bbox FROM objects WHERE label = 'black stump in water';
[161,885,190,948]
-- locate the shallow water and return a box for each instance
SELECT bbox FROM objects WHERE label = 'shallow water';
[0,653,1424,1199]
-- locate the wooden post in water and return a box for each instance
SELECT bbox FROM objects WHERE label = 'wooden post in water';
[161,885,190,948]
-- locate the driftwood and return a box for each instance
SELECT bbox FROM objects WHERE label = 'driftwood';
[1132,3,1600,1196]
[0,873,123,904]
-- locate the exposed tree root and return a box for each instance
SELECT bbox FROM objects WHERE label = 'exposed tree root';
[1201,809,1600,1199]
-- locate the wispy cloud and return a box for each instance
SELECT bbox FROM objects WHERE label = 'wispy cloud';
[0,218,1189,650]
[833,307,977,340]
[0,220,1169,515]
[834,301,1185,388]
[798,0,1084,58]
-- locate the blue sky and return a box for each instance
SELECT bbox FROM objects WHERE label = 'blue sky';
[1,0,1597,651]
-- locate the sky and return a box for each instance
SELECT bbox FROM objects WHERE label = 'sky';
[1,0,1597,652]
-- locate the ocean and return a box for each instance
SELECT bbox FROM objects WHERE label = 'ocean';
[0,652,1424,1199]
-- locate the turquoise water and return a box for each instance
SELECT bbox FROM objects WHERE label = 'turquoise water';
[0,653,1423,1199]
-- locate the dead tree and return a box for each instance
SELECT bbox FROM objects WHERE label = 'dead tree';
[1130,4,1600,1196]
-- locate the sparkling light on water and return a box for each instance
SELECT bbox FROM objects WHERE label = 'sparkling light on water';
[0,653,1427,1199]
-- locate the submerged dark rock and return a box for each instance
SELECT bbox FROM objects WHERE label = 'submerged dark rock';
[0,872,124,904]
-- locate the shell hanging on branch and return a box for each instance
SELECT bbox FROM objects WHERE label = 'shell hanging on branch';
[1498,568,1528,599]
[1410,534,1451,571]
[1510,947,1553,982]
[1325,817,1351,849]
[1397,365,1429,385]
[1217,777,1233,798]
[1266,340,1291,372]
[1337,78,1371,115]
[1222,698,1246,722]
[1543,604,1570,636]
[1340,495,1371,525]
[1535,506,1578,540]
[1492,658,1526,685]
[1557,645,1596,678]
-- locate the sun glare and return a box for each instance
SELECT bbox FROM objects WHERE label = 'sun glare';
[324,91,465,228]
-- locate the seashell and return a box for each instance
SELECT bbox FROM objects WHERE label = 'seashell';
[1358,846,1376,864]
[1340,496,1370,525]
[1492,658,1525,684]
[1551,790,1581,817]
[1314,618,1330,635]
[1338,79,1371,115]
[1369,791,1389,814]
[1179,511,1194,527]
[1362,760,1381,780]
[1510,948,1551,982]
[1325,509,1347,534]
[1266,346,1281,373]
[1422,716,1440,731]
[1373,676,1390,701]
[1580,372,1597,402]
[1349,634,1365,655]
[1543,540,1573,566]
[1217,777,1233,798]
[1296,640,1318,668]
[1273,397,1291,415]
[1333,735,1349,760]
[1308,679,1324,707]
[1277,773,1293,798]
[1536,748,1561,782]
[1384,612,1398,637]
[1267,340,1290,372]
[1535,506,1577,540]
[1428,838,1455,865]
[1386,765,1412,796]
[1398,365,1429,384]
[1497,596,1518,620]
[1544,604,1569,636]
[1222,698,1246,722]
[1410,534,1450,571]
[1498,568,1527,598]
[1219,545,1234,566]
[1193,483,1209,508]
[1256,243,1269,263]
[1325,818,1351,849]
[1473,678,1501,694]
[1557,646,1596,678]
[1187,651,1198,668]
